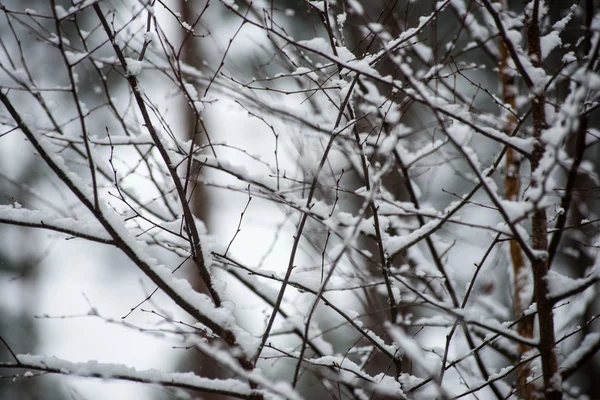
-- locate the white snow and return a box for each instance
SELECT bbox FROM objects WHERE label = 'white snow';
[15,354,255,396]
[125,58,144,77]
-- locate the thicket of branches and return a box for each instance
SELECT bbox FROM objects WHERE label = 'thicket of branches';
[1,0,599,399]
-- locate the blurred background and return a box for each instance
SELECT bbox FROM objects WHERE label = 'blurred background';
[1,0,599,399]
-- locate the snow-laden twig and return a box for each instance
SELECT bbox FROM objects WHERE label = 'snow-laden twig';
[0,354,257,398]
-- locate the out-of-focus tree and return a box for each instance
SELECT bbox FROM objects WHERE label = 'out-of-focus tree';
[0,1,101,398]
[0,1,599,399]
[174,1,234,398]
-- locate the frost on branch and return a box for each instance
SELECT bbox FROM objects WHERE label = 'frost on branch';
[0,1,599,399]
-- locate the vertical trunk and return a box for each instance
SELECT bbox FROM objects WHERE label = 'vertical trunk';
[525,1,561,399]
[498,5,535,395]
[176,2,225,399]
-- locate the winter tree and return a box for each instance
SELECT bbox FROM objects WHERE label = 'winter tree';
[0,0,599,399]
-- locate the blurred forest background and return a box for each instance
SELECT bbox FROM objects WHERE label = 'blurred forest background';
[1,0,599,399]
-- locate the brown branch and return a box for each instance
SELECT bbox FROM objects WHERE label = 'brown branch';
[497,0,534,397]
[480,0,534,89]
[92,3,221,307]
[525,1,561,399]
[548,0,597,266]
[0,91,255,373]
